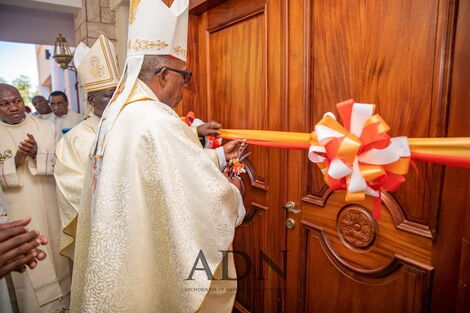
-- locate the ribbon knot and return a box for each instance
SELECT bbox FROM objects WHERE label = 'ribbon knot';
[308,99,411,219]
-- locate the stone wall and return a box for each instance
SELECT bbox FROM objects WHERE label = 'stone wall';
[74,0,117,48]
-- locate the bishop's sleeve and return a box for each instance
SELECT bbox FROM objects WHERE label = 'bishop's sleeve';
[230,183,246,227]
[141,112,242,230]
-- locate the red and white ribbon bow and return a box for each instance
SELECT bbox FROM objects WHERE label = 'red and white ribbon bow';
[308,99,411,219]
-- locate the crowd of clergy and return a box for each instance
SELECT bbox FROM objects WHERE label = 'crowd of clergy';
[0,1,246,312]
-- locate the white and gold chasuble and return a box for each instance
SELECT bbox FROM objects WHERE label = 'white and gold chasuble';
[54,115,100,260]
[71,80,244,312]
[0,115,71,313]
[55,113,223,262]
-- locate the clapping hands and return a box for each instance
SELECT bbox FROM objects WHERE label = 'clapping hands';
[15,133,38,168]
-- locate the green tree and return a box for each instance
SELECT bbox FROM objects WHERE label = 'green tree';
[12,75,32,104]
[0,77,7,84]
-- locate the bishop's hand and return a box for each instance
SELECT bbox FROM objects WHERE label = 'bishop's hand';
[197,121,222,137]
[223,139,247,161]
[225,174,245,196]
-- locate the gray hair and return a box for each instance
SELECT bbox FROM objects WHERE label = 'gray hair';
[138,55,177,83]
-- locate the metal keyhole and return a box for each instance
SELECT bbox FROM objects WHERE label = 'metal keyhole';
[286,218,295,230]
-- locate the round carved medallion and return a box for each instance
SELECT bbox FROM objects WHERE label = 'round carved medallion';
[336,206,377,250]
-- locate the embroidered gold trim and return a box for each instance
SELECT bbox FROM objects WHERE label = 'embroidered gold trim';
[1,160,9,189]
[106,38,119,79]
[83,37,116,87]
[172,45,187,58]
[129,0,141,25]
[89,55,105,78]
[128,39,169,51]
[85,83,119,93]
[0,150,12,164]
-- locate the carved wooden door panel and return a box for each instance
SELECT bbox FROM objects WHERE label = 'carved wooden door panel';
[284,0,464,313]
[185,0,286,312]
[186,0,470,312]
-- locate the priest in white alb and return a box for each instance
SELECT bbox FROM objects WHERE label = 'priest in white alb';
[54,34,120,261]
[0,84,71,312]
[49,91,82,142]
[32,95,54,120]
[70,0,246,312]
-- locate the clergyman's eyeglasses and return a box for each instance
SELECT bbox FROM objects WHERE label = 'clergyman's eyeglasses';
[155,67,192,84]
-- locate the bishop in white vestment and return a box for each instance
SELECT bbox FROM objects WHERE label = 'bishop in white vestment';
[54,35,120,261]
[55,34,234,262]
[0,84,71,312]
[71,1,245,312]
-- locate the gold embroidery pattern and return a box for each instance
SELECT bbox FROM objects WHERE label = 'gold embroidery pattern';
[129,0,141,25]
[89,55,105,78]
[128,39,169,51]
[51,154,57,169]
[172,46,187,58]
[0,150,12,164]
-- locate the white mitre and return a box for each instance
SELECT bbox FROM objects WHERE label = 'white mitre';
[91,0,189,158]
[127,0,188,60]
[73,35,120,93]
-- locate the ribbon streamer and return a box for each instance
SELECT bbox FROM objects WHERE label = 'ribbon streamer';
[214,99,470,219]
[219,132,470,168]
[182,112,222,149]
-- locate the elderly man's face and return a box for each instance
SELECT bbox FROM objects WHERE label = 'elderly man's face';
[50,95,68,117]
[152,58,189,108]
[88,86,116,118]
[32,96,51,114]
[0,86,26,123]
[165,61,188,108]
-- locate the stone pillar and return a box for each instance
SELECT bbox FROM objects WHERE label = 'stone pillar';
[110,0,129,71]
[74,0,117,50]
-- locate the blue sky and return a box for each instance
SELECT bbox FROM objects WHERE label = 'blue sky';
[0,41,39,89]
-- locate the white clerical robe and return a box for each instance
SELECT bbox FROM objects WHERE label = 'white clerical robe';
[0,116,71,313]
[71,79,245,313]
[50,111,83,143]
[54,114,226,261]
[54,114,100,260]
[32,112,54,121]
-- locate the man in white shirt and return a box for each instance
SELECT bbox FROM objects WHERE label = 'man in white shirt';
[48,91,82,142]
[31,95,53,120]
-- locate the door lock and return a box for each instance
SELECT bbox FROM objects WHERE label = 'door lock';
[286,218,295,229]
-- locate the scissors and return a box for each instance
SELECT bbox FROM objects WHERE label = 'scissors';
[220,150,251,174]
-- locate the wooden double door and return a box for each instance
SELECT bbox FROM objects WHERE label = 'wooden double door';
[182,0,470,312]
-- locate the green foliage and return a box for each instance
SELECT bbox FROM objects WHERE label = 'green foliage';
[12,75,32,104]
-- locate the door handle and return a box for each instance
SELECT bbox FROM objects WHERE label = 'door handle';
[286,218,295,230]
[283,201,300,214]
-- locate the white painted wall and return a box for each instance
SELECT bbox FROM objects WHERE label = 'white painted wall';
[0,0,81,13]
[0,3,77,45]
[36,45,53,85]
[47,55,80,113]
